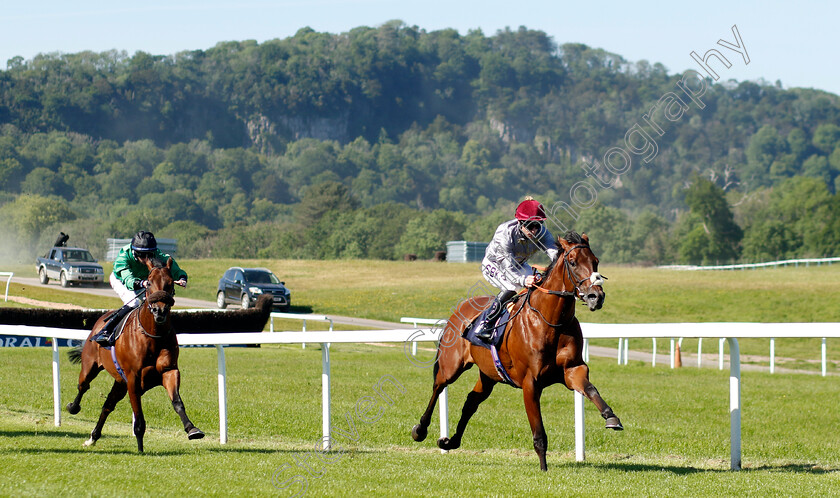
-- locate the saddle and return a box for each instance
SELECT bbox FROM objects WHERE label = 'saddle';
[461,294,523,349]
[105,308,137,346]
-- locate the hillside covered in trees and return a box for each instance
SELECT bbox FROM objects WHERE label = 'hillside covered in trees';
[1,21,839,265]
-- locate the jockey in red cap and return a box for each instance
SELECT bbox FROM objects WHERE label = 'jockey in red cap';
[473,197,559,342]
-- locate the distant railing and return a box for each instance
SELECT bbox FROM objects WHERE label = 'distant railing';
[659,256,840,271]
[0,272,12,302]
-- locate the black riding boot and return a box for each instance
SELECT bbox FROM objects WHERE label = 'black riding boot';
[91,303,133,347]
[474,290,516,342]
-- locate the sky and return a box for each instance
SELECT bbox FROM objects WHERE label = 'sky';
[0,0,837,96]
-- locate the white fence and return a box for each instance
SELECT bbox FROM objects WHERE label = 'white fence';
[659,256,840,271]
[3,321,840,471]
[613,335,834,376]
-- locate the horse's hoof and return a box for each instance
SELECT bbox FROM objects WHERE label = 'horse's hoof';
[605,416,624,430]
[83,438,95,447]
[437,437,459,450]
[66,403,80,415]
[188,428,205,440]
[411,424,427,442]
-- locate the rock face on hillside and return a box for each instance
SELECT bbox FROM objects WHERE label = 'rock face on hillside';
[0,294,273,333]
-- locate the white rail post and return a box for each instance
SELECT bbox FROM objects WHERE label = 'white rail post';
[617,338,623,364]
[322,342,331,450]
[623,338,629,365]
[52,338,61,427]
[719,338,725,370]
[575,390,585,461]
[439,387,449,454]
[670,338,675,368]
[2,272,12,301]
[822,338,827,377]
[652,338,657,367]
[583,338,589,363]
[727,337,741,470]
[302,319,307,349]
[411,321,419,356]
[770,338,775,374]
[216,345,228,444]
[697,338,703,367]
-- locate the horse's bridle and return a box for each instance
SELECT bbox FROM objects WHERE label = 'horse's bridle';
[527,244,606,327]
[138,287,175,338]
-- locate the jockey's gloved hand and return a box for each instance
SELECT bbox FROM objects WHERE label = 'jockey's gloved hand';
[133,279,149,291]
[175,278,187,288]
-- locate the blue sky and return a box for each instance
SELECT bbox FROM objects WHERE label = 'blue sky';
[1,0,837,95]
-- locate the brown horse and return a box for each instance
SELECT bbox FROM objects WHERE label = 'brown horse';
[411,231,622,470]
[66,257,204,452]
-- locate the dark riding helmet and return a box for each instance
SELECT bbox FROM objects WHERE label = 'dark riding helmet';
[131,231,157,254]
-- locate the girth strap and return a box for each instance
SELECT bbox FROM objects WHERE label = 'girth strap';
[109,345,128,383]
[490,345,518,388]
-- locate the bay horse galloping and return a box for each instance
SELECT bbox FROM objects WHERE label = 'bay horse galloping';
[411,231,622,471]
[66,257,204,452]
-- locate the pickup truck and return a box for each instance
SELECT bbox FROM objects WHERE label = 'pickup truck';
[36,247,105,287]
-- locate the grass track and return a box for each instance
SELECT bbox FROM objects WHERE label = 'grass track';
[1,345,840,496]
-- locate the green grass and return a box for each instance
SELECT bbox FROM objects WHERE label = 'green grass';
[1,346,839,496]
[3,260,840,494]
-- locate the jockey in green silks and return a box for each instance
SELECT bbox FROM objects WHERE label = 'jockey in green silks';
[90,231,187,347]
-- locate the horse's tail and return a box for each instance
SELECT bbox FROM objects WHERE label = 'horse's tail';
[67,344,83,364]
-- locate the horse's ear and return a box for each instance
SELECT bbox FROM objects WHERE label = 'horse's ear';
[557,235,571,250]
[145,258,155,271]
[581,232,590,244]
[166,257,173,270]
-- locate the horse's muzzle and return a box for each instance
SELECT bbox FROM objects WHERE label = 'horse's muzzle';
[150,305,170,324]
[585,288,605,311]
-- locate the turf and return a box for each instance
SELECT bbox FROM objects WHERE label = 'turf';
[1,345,839,496]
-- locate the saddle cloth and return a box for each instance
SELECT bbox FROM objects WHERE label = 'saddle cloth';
[107,307,137,345]
[461,306,511,349]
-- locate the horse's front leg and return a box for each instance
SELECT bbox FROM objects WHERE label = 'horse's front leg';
[126,375,146,452]
[84,380,127,447]
[522,376,548,471]
[564,364,623,430]
[162,369,204,440]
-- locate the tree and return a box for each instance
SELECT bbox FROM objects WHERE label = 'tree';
[682,177,742,263]
[396,209,467,259]
[742,220,799,261]
[0,194,75,252]
[293,181,360,224]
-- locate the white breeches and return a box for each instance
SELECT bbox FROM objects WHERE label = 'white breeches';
[110,272,140,306]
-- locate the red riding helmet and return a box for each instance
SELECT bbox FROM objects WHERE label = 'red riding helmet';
[515,198,547,221]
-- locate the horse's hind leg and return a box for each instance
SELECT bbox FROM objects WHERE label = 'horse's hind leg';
[521,377,549,471]
[67,350,103,415]
[84,380,127,447]
[412,348,471,443]
[564,364,623,430]
[437,371,496,451]
[162,369,204,440]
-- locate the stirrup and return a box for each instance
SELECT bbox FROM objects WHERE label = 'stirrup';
[92,330,113,347]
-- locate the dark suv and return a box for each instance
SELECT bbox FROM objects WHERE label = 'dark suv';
[216,267,291,310]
